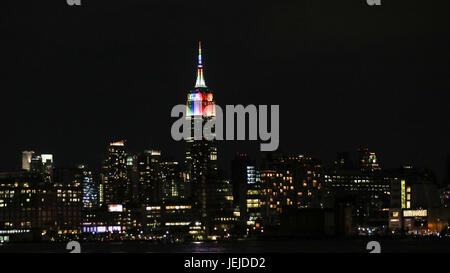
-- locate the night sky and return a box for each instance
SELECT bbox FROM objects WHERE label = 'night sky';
[2,1,449,181]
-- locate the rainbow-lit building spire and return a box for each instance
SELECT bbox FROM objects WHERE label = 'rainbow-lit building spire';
[185,42,218,218]
[195,41,207,88]
[187,41,215,117]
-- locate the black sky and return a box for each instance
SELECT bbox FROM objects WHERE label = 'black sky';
[2,0,449,181]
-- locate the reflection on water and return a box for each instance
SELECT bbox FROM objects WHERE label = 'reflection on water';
[1,239,450,253]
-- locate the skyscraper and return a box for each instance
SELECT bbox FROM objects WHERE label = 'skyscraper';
[137,150,162,204]
[102,140,129,205]
[78,164,99,209]
[359,148,381,172]
[283,154,324,209]
[231,153,254,226]
[245,165,262,232]
[29,153,54,183]
[21,151,34,171]
[160,160,185,201]
[259,152,325,225]
[53,167,83,234]
[334,152,353,170]
[185,42,218,215]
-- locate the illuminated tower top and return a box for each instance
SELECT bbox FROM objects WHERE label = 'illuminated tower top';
[195,41,207,88]
[187,41,215,117]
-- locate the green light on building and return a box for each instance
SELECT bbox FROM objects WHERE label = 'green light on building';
[401,180,406,209]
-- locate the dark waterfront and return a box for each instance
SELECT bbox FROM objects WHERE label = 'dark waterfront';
[1,238,450,253]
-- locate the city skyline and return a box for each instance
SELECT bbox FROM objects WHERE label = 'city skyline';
[1,38,447,244]
[12,143,448,185]
[2,1,450,258]
[7,38,448,182]
[2,1,449,183]
[12,41,442,182]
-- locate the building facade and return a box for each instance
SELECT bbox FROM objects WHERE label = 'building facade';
[102,140,130,205]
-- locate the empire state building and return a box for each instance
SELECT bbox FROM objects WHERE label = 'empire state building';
[185,42,218,215]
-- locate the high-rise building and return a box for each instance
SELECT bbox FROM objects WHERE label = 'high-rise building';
[359,148,381,172]
[29,153,54,183]
[0,171,53,241]
[440,186,450,208]
[137,150,162,204]
[334,152,353,170]
[260,168,294,225]
[231,153,254,221]
[125,154,139,203]
[246,165,262,231]
[185,42,218,217]
[259,152,325,225]
[284,155,325,209]
[78,164,99,209]
[102,140,129,205]
[21,151,34,171]
[53,167,83,234]
[161,160,186,201]
[324,169,390,228]
[387,166,440,233]
[230,153,263,233]
[259,152,294,225]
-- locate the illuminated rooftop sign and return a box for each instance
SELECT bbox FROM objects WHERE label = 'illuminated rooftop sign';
[110,140,126,146]
[108,204,123,212]
[403,210,427,217]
